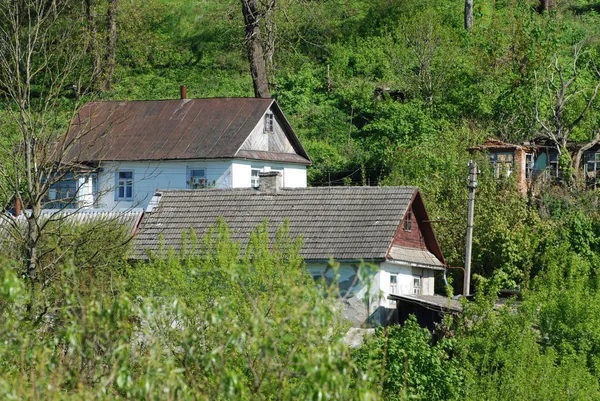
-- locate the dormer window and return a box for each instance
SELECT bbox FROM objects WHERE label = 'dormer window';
[264,112,274,133]
[404,208,412,231]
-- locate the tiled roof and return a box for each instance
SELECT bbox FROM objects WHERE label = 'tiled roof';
[65,98,310,163]
[134,186,419,260]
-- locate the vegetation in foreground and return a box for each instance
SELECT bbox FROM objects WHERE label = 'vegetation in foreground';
[1,216,600,399]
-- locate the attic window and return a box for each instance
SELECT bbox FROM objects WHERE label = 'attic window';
[264,112,274,133]
[404,208,412,231]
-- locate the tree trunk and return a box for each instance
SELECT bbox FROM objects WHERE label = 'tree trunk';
[85,0,101,89]
[464,0,473,30]
[103,0,118,91]
[537,0,551,13]
[241,0,271,98]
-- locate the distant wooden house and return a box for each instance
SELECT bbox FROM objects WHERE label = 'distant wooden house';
[56,97,311,209]
[468,138,600,193]
[132,173,448,326]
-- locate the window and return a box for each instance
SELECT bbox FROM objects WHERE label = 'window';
[48,174,78,208]
[548,152,559,177]
[404,208,412,231]
[251,167,262,188]
[389,274,398,296]
[525,153,534,180]
[187,168,207,189]
[585,152,600,188]
[264,112,274,133]
[116,171,133,200]
[412,277,421,295]
[490,152,514,178]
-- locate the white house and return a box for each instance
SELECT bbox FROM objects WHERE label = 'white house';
[56,97,311,209]
[132,176,447,326]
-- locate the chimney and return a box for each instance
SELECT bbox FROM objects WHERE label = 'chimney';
[258,171,282,193]
[14,195,22,216]
[180,85,187,99]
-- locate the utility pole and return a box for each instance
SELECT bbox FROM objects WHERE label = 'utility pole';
[464,160,478,296]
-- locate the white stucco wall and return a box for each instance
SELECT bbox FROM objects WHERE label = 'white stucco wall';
[305,260,439,326]
[95,160,233,209]
[230,161,307,189]
[95,159,308,208]
[77,175,95,208]
[380,262,436,308]
[283,166,307,188]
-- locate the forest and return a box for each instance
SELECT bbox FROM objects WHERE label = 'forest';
[2,0,600,399]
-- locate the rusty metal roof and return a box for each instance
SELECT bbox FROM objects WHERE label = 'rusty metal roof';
[65,98,311,164]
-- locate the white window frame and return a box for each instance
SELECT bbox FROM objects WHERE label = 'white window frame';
[264,112,274,133]
[115,170,134,201]
[187,167,207,189]
[389,274,399,296]
[490,151,514,178]
[412,276,422,295]
[584,151,600,188]
[251,167,262,188]
[525,153,534,180]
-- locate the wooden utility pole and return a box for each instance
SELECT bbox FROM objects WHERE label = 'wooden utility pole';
[464,160,477,296]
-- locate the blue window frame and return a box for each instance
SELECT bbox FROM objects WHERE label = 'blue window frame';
[116,171,133,200]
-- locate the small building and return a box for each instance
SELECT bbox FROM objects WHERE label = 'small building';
[469,138,572,193]
[132,173,447,326]
[57,97,311,209]
[469,139,531,193]
[389,294,462,331]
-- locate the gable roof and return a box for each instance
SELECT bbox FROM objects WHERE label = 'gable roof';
[133,186,445,267]
[65,98,311,164]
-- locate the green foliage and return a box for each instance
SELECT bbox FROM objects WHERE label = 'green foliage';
[0,219,379,399]
[354,316,463,401]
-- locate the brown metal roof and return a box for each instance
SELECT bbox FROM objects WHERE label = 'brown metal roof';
[65,98,311,163]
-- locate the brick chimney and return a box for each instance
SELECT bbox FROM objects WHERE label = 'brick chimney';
[180,85,187,99]
[258,171,281,192]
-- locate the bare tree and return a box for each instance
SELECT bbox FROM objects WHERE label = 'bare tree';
[0,0,112,312]
[535,43,600,183]
[240,0,272,98]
